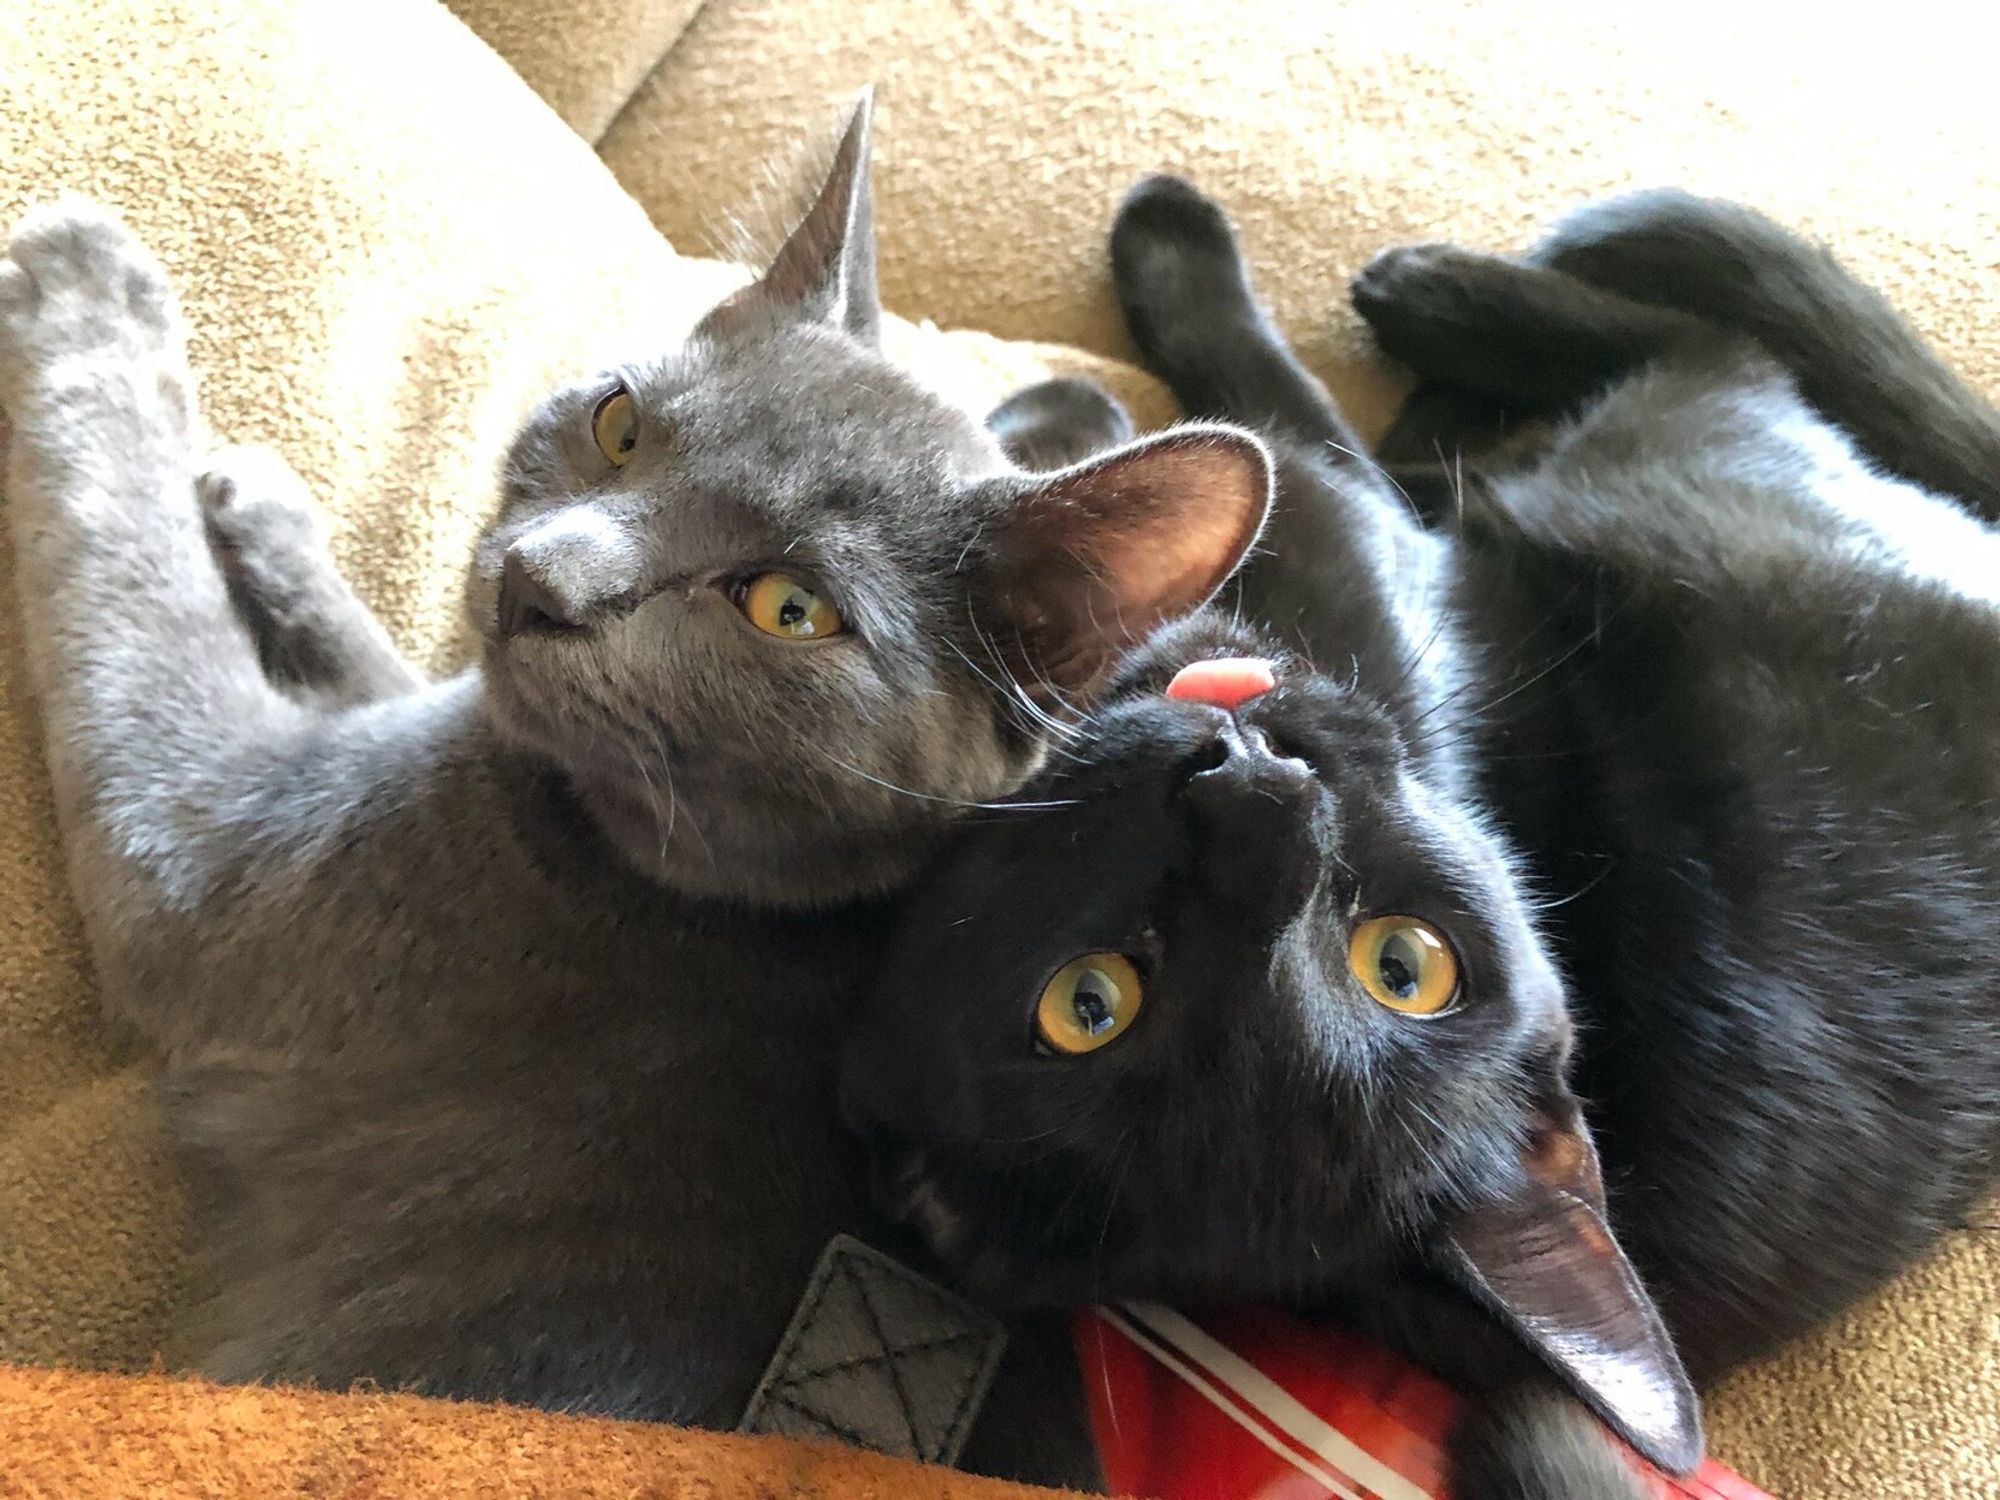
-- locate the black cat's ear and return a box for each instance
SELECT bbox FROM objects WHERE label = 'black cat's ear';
[980,423,1272,696]
[702,89,880,344]
[1434,1094,1704,1477]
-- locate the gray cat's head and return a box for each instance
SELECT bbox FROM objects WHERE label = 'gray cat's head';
[468,98,1272,906]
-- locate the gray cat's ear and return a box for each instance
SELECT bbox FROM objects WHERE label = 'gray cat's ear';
[1434,1093,1703,1477]
[981,423,1272,696]
[703,90,880,344]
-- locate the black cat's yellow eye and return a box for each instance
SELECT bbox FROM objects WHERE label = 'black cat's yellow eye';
[1035,954,1144,1055]
[1349,917,1459,1016]
[592,385,638,465]
[738,572,845,640]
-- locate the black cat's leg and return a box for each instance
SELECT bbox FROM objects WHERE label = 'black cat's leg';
[986,376,1134,471]
[1374,386,1516,469]
[1531,190,2000,519]
[1351,244,1719,407]
[956,1314,1105,1490]
[198,445,424,708]
[1111,175,1371,457]
[1343,1279,1659,1500]
[1108,176,1465,659]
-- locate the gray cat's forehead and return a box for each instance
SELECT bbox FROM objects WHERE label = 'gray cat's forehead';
[645,326,1004,495]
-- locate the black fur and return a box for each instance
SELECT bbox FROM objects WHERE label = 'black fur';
[842,184,2000,1498]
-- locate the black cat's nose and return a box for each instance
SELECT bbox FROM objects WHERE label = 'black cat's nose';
[1180,716,1326,921]
[1184,717,1318,811]
[495,507,647,640]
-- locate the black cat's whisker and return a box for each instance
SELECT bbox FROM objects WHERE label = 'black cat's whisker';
[1324,437,1427,535]
[1090,1126,1140,1295]
[1452,618,1612,732]
[1525,860,1616,913]
[947,626,1067,739]
[945,639,1065,751]
[1409,582,1609,755]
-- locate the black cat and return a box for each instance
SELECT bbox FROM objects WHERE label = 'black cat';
[842,182,2000,1498]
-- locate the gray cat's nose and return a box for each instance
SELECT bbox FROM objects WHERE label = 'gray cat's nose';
[496,509,646,639]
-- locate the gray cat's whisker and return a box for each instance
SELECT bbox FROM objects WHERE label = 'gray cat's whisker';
[947,630,1085,751]
[813,749,1078,812]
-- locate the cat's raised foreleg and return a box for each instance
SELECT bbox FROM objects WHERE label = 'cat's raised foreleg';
[1350,243,1718,412]
[1111,175,1367,455]
[0,201,310,1018]
[198,445,423,708]
[1527,190,2000,520]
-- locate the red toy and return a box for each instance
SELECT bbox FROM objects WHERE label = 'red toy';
[1075,1304,1770,1500]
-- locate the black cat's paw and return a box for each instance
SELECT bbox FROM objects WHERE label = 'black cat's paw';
[1109,175,1256,365]
[1349,243,1507,368]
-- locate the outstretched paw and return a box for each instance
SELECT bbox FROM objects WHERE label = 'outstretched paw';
[1349,243,1513,374]
[198,444,332,620]
[1109,175,1258,365]
[0,199,183,391]
[0,198,190,442]
[200,444,321,564]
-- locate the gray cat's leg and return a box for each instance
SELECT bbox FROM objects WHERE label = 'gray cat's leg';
[985,377,1133,471]
[0,201,304,1010]
[1529,190,2000,520]
[199,445,423,708]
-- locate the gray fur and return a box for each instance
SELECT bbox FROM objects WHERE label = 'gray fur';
[0,104,1269,1458]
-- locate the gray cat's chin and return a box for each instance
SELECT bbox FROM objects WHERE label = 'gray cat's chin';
[577,771,939,907]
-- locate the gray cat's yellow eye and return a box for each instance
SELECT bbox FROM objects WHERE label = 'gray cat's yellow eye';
[1035,954,1144,1055]
[1349,916,1459,1016]
[738,572,844,640]
[592,385,638,465]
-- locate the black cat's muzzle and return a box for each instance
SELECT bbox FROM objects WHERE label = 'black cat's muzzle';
[1178,711,1330,920]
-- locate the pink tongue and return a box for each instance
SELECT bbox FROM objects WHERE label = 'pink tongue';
[1165,657,1278,711]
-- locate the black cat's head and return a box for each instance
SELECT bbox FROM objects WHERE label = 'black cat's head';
[467,97,1270,906]
[840,615,1701,1474]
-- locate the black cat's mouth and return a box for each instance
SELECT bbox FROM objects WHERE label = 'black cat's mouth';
[873,1144,979,1270]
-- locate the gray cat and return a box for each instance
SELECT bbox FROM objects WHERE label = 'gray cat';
[0,99,1268,1472]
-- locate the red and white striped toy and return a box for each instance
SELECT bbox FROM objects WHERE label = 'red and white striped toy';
[1075,1304,1771,1500]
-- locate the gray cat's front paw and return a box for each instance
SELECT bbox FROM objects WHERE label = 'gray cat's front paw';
[0,198,189,430]
[199,445,325,593]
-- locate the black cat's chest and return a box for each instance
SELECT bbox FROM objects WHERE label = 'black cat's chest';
[1440,462,2000,1372]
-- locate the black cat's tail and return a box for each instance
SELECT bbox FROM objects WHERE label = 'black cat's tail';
[1534,190,2000,523]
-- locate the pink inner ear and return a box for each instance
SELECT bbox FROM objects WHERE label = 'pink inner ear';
[1166,658,1278,710]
